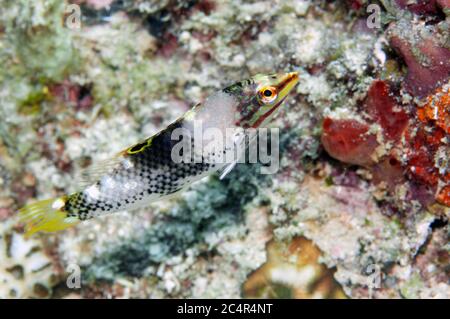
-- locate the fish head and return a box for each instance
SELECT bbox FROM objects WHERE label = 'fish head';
[223,72,299,128]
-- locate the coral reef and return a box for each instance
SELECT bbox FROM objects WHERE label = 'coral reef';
[0,0,448,298]
[0,221,58,298]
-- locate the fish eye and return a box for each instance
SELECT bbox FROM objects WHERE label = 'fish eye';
[263,89,273,97]
[259,86,277,104]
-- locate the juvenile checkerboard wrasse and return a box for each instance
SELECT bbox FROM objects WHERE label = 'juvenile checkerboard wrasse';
[18,72,299,236]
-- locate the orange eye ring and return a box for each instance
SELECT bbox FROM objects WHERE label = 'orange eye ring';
[259,86,278,104]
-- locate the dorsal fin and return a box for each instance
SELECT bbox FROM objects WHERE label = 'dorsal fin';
[75,154,125,189]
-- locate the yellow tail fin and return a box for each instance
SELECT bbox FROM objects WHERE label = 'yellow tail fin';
[18,197,80,237]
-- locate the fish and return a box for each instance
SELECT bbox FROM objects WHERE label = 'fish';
[18,72,299,236]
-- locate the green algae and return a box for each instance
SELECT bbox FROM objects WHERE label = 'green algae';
[1,0,79,82]
[400,272,424,299]
[17,87,51,115]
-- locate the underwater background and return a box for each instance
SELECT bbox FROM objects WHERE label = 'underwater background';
[0,0,448,298]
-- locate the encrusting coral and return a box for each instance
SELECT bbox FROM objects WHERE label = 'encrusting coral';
[0,221,58,298]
